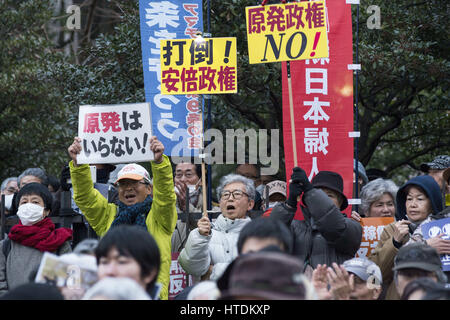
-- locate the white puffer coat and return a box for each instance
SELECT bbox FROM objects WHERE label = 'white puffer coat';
[178,214,251,280]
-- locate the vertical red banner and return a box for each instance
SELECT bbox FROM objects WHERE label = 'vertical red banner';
[282,0,354,219]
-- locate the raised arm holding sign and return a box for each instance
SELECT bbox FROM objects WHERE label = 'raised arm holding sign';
[68,131,177,300]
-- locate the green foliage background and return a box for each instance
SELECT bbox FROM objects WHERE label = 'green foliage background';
[0,0,448,187]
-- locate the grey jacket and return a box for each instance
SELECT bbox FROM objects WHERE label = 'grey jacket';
[0,239,71,295]
[271,188,362,270]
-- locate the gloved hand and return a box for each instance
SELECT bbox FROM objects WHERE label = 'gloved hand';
[60,165,72,191]
[286,167,313,208]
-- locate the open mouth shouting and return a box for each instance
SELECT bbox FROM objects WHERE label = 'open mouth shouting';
[124,193,137,205]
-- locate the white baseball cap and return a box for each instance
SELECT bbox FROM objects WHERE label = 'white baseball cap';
[262,180,287,199]
[115,163,151,184]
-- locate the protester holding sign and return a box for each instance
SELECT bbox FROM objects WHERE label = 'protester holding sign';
[178,174,254,282]
[67,135,177,300]
[352,178,398,221]
[370,175,444,299]
[350,178,397,260]
[270,167,362,278]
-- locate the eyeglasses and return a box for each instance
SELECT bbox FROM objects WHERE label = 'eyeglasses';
[220,190,249,200]
[175,172,196,179]
[115,180,149,188]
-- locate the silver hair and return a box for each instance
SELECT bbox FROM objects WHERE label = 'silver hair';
[216,173,256,201]
[18,168,47,186]
[82,277,151,300]
[360,178,399,216]
[1,177,18,191]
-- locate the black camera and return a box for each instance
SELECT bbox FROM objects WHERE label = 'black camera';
[408,222,418,234]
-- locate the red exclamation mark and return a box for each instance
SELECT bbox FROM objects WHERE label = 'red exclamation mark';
[310,32,321,57]
[223,41,232,63]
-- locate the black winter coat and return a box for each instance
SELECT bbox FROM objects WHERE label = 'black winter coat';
[271,188,362,270]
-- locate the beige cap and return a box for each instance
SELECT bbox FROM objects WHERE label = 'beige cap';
[115,163,151,184]
[263,180,287,199]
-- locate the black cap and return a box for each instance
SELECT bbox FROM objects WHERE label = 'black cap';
[420,155,450,173]
[393,243,442,273]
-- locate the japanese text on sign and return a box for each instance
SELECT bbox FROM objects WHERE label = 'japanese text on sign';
[139,0,203,156]
[160,37,237,94]
[246,1,328,64]
[169,253,192,299]
[356,217,394,258]
[77,103,154,164]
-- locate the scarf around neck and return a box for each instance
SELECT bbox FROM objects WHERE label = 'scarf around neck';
[111,195,152,229]
[8,217,73,252]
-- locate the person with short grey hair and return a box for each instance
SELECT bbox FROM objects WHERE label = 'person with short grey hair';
[18,168,47,189]
[354,178,399,219]
[1,178,18,195]
[1,177,19,214]
[178,173,254,282]
[216,174,256,202]
[82,277,151,300]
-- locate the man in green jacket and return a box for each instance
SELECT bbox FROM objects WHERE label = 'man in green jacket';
[68,135,177,300]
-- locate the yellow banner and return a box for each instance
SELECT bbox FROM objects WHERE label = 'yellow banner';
[245,1,329,64]
[160,37,237,95]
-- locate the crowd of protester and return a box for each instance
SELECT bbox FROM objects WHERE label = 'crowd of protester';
[0,138,449,300]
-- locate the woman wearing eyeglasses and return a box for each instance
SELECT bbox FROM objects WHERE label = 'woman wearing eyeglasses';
[178,174,254,283]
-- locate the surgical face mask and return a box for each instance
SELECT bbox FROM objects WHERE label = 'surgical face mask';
[174,185,198,195]
[268,201,280,209]
[187,184,198,194]
[3,194,14,211]
[256,184,266,195]
[17,203,45,226]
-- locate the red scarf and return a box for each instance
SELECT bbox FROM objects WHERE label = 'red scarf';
[8,217,73,252]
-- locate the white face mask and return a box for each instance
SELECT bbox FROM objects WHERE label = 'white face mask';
[187,184,197,194]
[17,203,45,226]
[268,201,280,209]
[3,194,14,211]
[256,184,265,195]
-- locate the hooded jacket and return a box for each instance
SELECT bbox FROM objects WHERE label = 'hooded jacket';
[369,175,444,300]
[395,175,443,221]
[69,155,177,300]
[399,175,445,246]
[270,188,362,271]
[178,214,251,281]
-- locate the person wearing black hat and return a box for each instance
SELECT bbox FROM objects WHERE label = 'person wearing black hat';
[393,243,447,298]
[270,167,363,278]
[420,155,450,209]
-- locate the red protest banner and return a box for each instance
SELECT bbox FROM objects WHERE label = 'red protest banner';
[282,0,354,219]
[169,252,192,300]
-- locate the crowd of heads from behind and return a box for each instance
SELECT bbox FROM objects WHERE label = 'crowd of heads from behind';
[0,151,449,301]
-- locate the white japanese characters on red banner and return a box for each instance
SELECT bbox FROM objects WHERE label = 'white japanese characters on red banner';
[169,252,192,299]
[77,103,154,164]
[282,0,354,220]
